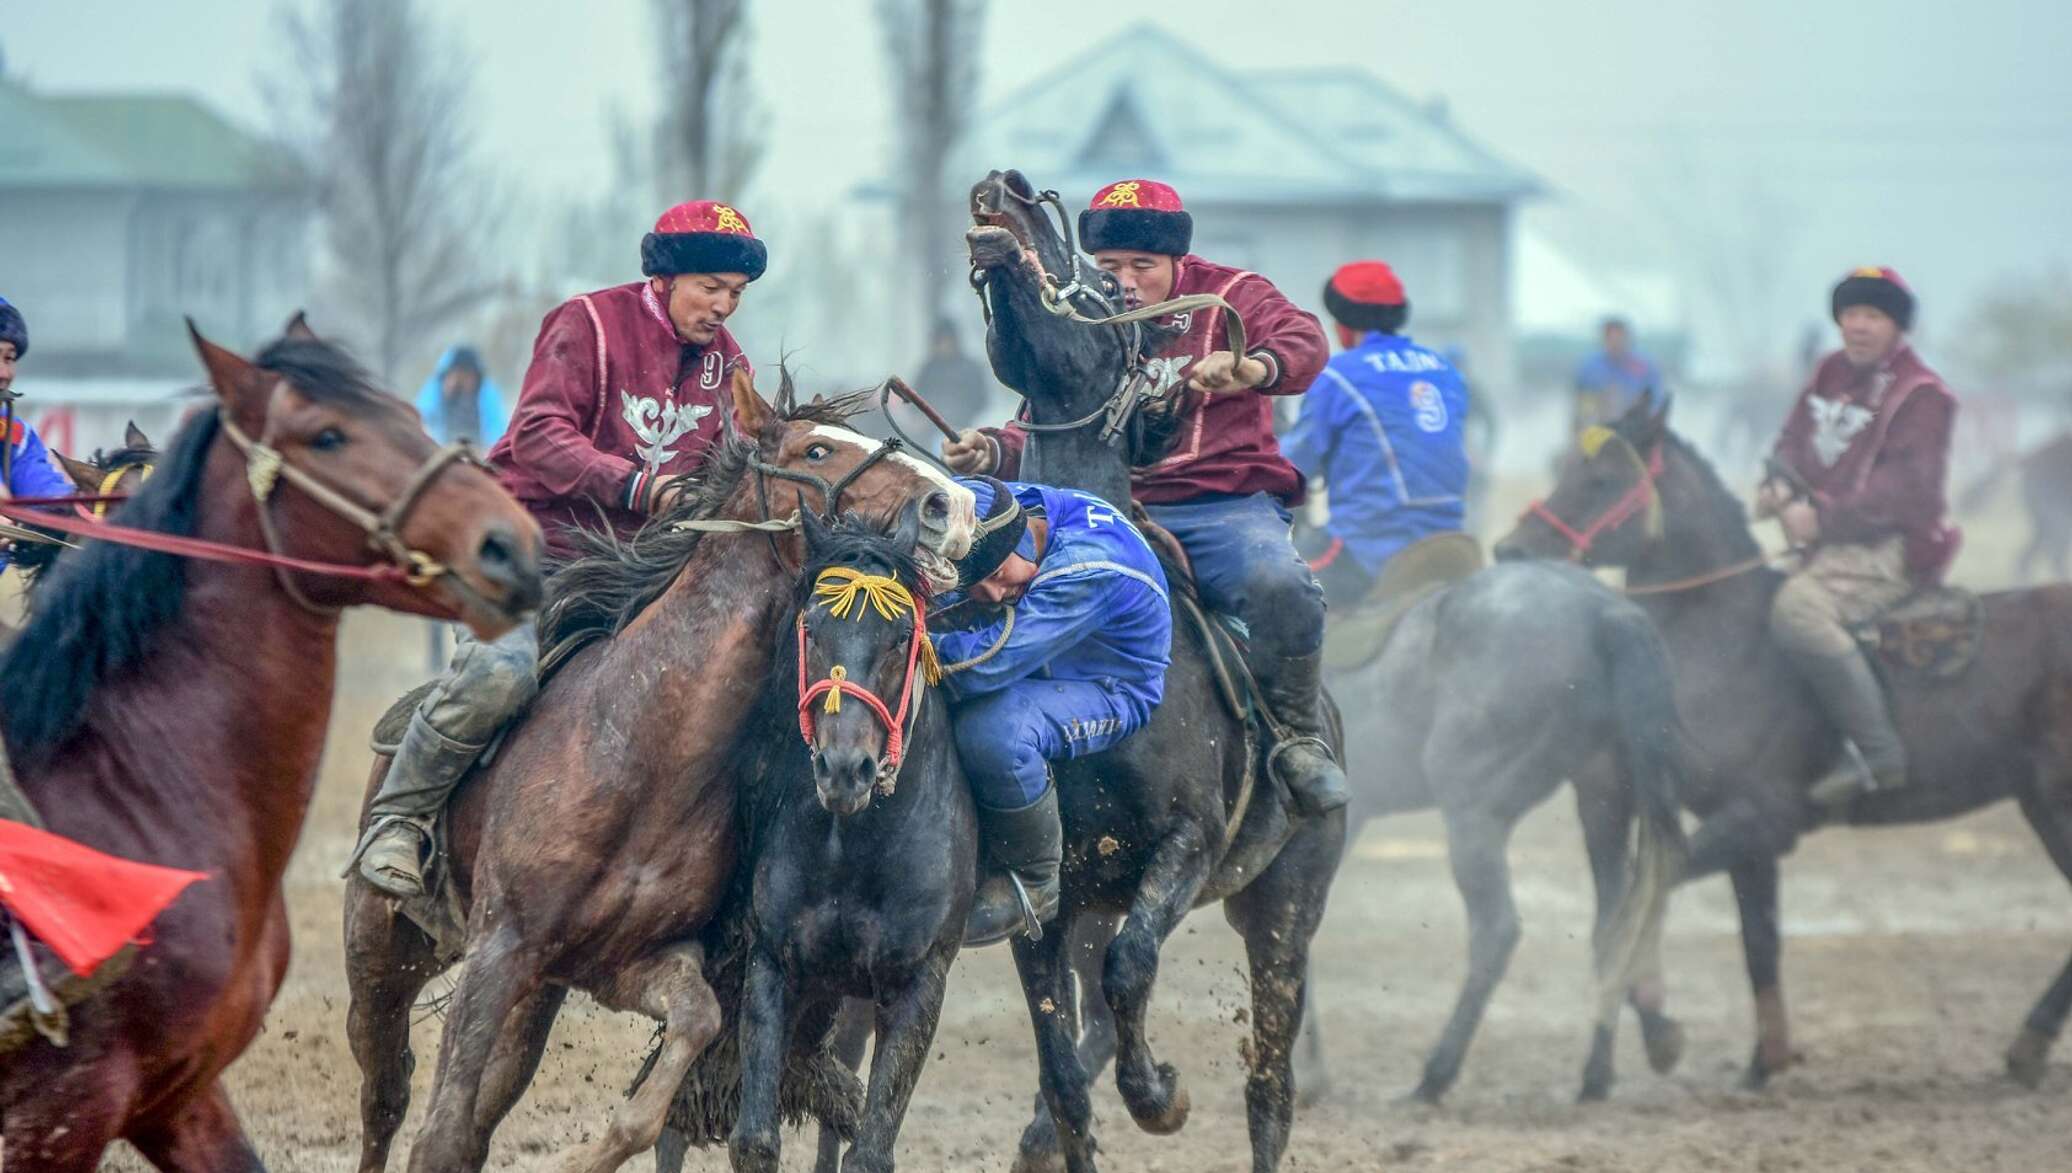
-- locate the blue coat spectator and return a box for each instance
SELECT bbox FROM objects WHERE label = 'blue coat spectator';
[414,346,509,446]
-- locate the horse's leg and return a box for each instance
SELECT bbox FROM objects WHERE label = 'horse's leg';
[127,1081,266,1173]
[345,891,441,1173]
[1016,912,1121,1169]
[1223,815,1340,1173]
[1572,773,1633,1101]
[729,948,792,1173]
[1106,828,1214,1135]
[1011,916,1098,1173]
[814,998,875,1173]
[563,941,722,1173]
[474,984,567,1135]
[1413,809,1520,1103]
[845,958,954,1173]
[1292,959,1331,1108]
[407,924,542,1173]
[1730,854,1795,1088]
[2007,782,2072,1086]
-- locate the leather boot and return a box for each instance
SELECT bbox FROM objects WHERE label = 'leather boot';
[348,712,485,898]
[1256,650,1350,817]
[1786,646,1908,810]
[964,788,1062,947]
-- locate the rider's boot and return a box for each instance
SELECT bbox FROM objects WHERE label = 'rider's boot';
[964,787,1062,947]
[1787,645,1908,811]
[350,712,485,899]
[1255,650,1350,817]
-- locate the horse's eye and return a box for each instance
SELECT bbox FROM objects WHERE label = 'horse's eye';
[805,443,832,462]
[311,427,347,452]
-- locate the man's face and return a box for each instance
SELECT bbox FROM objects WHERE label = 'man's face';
[658,272,750,346]
[969,551,1038,607]
[1838,305,1901,367]
[1603,323,1631,357]
[0,342,14,396]
[1094,251,1175,308]
[441,366,481,401]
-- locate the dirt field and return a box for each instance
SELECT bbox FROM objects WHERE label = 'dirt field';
[94,477,2071,1172]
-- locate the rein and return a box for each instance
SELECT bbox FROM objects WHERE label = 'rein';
[795,566,943,794]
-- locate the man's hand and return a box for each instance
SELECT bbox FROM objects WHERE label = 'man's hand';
[1753,478,1791,520]
[1187,350,1269,394]
[941,428,996,475]
[1778,499,1820,547]
[645,475,686,516]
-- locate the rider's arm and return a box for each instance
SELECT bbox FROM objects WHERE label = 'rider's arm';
[932,566,1111,700]
[1280,369,1343,482]
[1815,388,1955,544]
[8,425,74,499]
[1226,274,1326,396]
[977,421,1027,479]
[501,302,641,505]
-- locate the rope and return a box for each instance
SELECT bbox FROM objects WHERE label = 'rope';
[671,511,801,535]
[938,608,1013,676]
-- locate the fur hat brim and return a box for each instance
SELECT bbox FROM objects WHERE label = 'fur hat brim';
[954,478,1029,589]
[1323,284,1409,333]
[1079,207,1193,256]
[0,302,26,359]
[641,232,769,281]
[1831,275,1913,332]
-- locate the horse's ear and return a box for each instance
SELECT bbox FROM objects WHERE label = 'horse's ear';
[54,449,101,493]
[1636,392,1672,447]
[732,367,775,439]
[281,311,319,341]
[776,365,799,416]
[799,500,834,553]
[124,420,152,451]
[187,319,265,426]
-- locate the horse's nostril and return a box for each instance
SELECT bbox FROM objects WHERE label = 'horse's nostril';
[921,490,951,525]
[479,528,516,569]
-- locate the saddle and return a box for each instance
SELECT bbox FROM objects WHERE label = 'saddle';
[1321,533,1486,673]
[1852,584,1983,683]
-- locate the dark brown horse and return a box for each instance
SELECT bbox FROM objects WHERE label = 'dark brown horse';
[1960,430,2072,583]
[0,322,542,1171]
[1496,399,2072,1088]
[342,374,976,1173]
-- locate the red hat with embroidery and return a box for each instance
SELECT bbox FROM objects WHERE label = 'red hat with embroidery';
[1323,261,1409,333]
[1079,179,1193,257]
[641,200,768,281]
[1831,265,1913,331]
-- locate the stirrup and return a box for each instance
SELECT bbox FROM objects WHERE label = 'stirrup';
[341,813,432,879]
[1264,734,1334,786]
[1006,872,1044,943]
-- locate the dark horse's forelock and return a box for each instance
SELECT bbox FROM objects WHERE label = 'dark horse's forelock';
[535,375,873,660]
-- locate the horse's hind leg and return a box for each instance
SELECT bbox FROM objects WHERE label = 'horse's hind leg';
[2007,780,2072,1086]
[1573,771,1639,1101]
[1224,814,1342,1173]
[128,1081,266,1172]
[1016,912,1121,1171]
[475,984,567,1134]
[1012,918,1100,1173]
[1730,854,1796,1088]
[345,889,441,1173]
[566,942,722,1173]
[1414,808,1520,1103]
[1107,828,1214,1135]
[846,958,954,1173]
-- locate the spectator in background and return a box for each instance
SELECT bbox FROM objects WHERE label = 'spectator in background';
[1572,316,1661,432]
[415,345,509,447]
[912,316,996,433]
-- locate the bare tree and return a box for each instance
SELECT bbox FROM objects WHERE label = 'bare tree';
[652,0,766,204]
[270,0,494,382]
[876,0,988,327]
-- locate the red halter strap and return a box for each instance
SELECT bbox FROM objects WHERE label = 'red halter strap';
[794,575,933,780]
[1522,442,1663,560]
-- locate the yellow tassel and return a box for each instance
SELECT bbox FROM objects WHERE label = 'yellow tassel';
[917,639,943,687]
[824,665,846,713]
[1578,425,1616,460]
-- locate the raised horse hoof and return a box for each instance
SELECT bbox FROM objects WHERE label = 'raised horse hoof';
[1125,1063,1191,1135]
[1397,1081,1447,1107]
[1641,1015,1687,1075]
[2006,1029,2052,1089]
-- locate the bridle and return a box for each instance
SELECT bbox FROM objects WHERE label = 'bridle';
[89,461,153,518]
[710,437,907,572]
[794,565,943,796]
[1522,425,1664,562]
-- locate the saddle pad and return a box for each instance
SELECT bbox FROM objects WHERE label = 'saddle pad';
[1853,585,1982,682]
[1323,533,1486,673]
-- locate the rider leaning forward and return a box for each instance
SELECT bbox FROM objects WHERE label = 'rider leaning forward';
[352,200,768,897]
[1757,266,1956,811]
[0,297,81,574]
[942,178,1351,818]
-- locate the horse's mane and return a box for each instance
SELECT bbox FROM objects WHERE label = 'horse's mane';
[0,334,388,770]
[1616,412,1763,562]
[534,375,870,658]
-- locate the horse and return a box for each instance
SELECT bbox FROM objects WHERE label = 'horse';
[1495,398,2072,1088]
[1,422,159,589]
[0,319,542,1171]
[342,372,976,1173]
[710,507,974,1173]
[1959,431,2072,583]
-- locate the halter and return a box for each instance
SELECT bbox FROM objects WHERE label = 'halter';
[90,462,152,519]
[1522,425,1664,561]
[794,566,943,795]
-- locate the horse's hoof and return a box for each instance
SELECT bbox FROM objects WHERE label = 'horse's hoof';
[2006,1029,2052,1089]
[1011,1152,1067,1173]
[1126,1064,1191,1135]
[1577,1067,1612,1103]
[1642,1016,1687,1075]
[1398,1081,1446,1107]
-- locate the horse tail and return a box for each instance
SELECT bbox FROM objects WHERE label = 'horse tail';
[1591,602,1690,1026]
[1958,457,2016,516]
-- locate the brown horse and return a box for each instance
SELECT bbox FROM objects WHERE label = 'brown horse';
[342,374,976,1173]
[0,423,159,591]
[0,321,542,1171]
[1496,399,2072,1088]
[1960,431,2072,583]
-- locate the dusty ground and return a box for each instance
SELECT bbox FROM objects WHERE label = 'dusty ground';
[95,475,2071,1172]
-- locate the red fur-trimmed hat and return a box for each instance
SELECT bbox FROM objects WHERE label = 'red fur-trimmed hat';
[1079,179,1193,256]
[1831,265,1914,331]
[1323,260,1409,333]
[641,200,768,281]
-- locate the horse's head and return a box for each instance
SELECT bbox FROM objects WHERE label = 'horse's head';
[189,315,544,636]
[726,367,975,589]
[1496,397,1672,567]
[793,506,936,817]
[54,420,157,517]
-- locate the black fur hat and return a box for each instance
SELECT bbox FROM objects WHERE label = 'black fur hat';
[953,476,1029,589]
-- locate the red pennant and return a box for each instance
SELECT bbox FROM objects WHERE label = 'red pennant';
[0,820,208,976]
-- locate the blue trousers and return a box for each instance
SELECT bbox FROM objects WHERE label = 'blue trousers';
[1145,492,1326,656]
[953,679,1148,810]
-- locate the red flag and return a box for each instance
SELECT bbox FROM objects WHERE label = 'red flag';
[0,820,208,976]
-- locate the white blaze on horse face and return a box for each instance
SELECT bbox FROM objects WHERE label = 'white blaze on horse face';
[807,425,977,558]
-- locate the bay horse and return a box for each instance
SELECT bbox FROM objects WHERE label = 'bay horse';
[0,320,542,1171]
[3,422,158,589]
[1496,399,2072,1088]
[342,373,976,1173]
[720,507,974,1173]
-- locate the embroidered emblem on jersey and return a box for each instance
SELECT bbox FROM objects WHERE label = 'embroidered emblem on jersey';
[621,390,712,472]
[1807,395,1874,467]
[1410,381,1448,433]
[1096,181,1142,208]
[1168,310,1193,334]
[1143,355,1192,396]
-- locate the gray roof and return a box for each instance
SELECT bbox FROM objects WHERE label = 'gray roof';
[0,79,295,191]
[959,24,1540,207]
